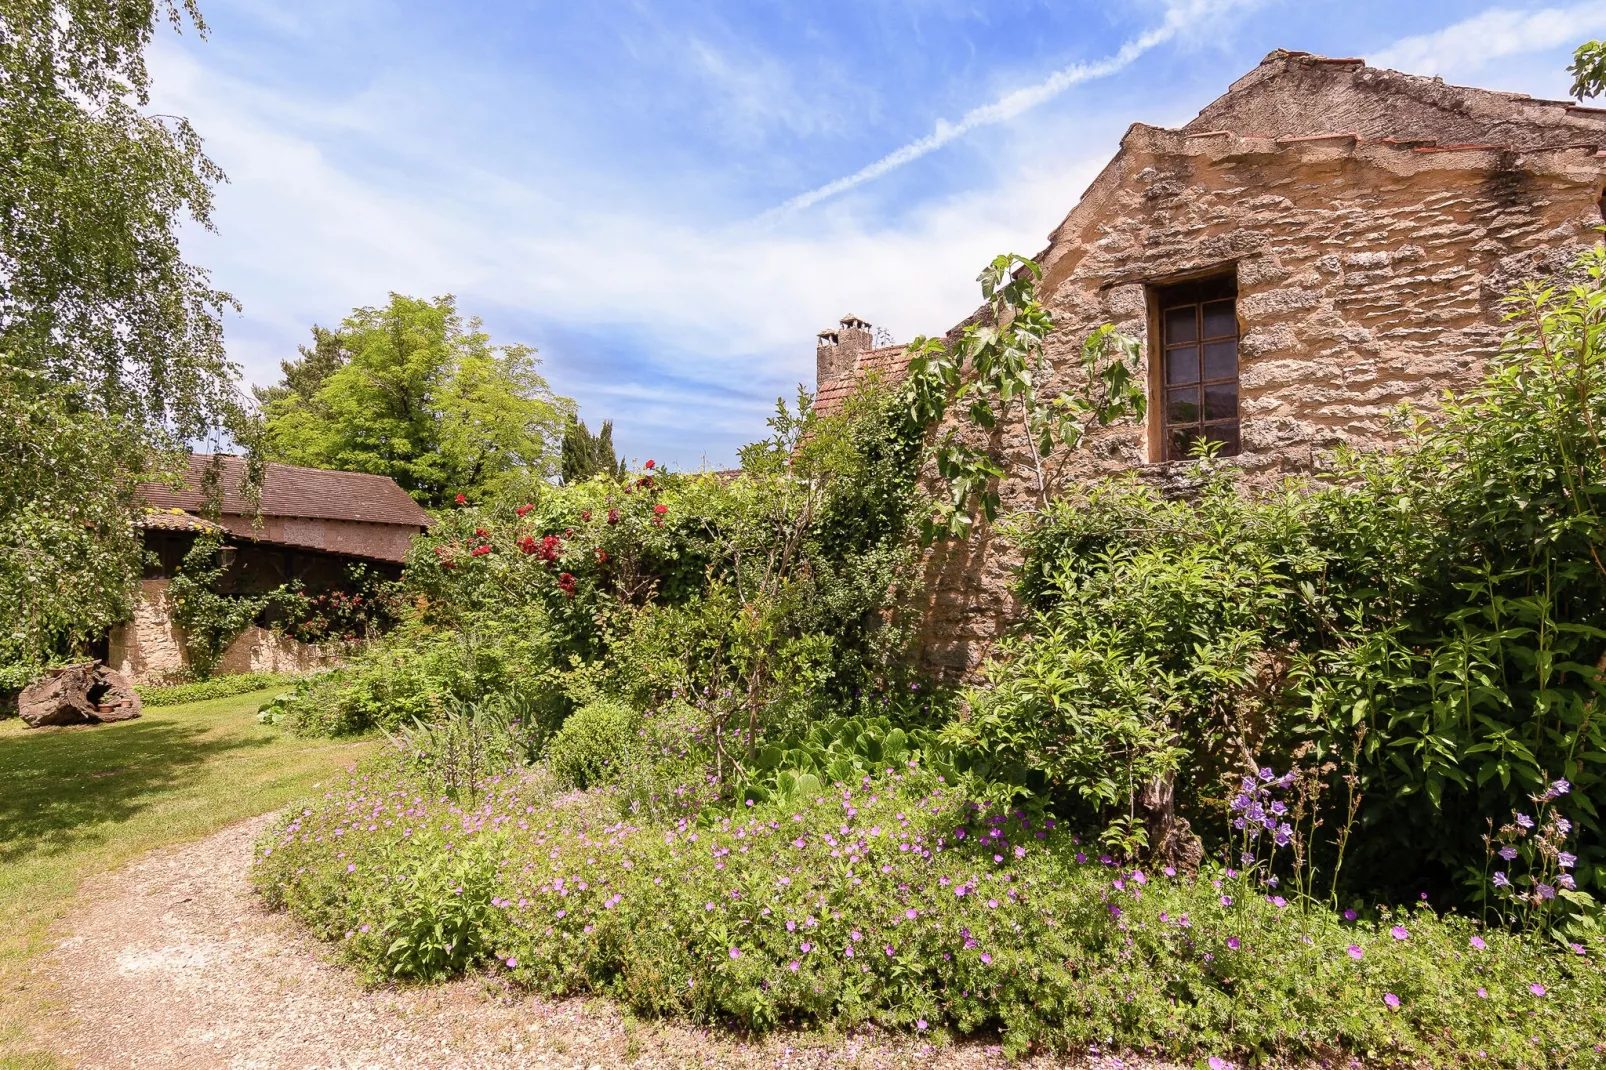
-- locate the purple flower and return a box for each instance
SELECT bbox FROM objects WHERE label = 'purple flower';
[789,960,800,972]
[1347,945,1363,960]
[1220,895,1233,907]
[1516,813,1534,830]
[1498,846,1518,861]
[1493,871,1511,888]
[505,957,517,968]
[917,1019,928,1031]
[1538,883,1556,900]
[1559,852,1577,870]
[905,909,918,920]
[1209,1059,1226,1070]
[1272,896,1287,908]
[1258,767,1275,782]
[1470,936,1487,951]
[1530,983,1547,997]
[800,942,812,953]
[1384,993,1400,1010]
[1343,909,1357,921]
[1476,987,1488,999]
[1226,937,1241,950]
[1391,926,1409,941]
[1551,778,1571,795]
[729,947,740,959]
[979,953,992,965]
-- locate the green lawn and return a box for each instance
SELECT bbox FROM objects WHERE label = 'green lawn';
[0,689,377,1069]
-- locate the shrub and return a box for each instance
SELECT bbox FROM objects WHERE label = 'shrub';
[257,759,1606,1065]
[545,700,639,790]
[138,671,302,707]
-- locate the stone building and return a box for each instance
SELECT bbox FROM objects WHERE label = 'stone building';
[109,454,432,682]
[812,50,1606,676]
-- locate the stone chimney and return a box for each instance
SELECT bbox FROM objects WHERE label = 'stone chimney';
[816,314,873,389]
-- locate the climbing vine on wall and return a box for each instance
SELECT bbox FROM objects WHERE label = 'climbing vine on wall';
[166,532,267,680]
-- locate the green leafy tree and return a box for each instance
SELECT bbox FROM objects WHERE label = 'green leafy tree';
[259,294,574,507]
[1,0,246,671]
[1571,39,1606,100]
[899,254,1146,542]
[560,416,626,484]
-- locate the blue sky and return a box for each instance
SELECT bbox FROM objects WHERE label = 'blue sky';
[148,0,1606,469]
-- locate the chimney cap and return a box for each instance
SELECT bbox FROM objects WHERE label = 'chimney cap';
[839,314,871,330]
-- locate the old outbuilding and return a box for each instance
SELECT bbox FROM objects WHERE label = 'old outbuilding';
[813,50,1606,675]
[109,454,432,682]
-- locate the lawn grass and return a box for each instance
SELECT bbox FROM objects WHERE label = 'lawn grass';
[0,688,377,1069]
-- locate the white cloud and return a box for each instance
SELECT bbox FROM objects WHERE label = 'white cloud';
[766,0,1266,216]
[1370,2,1606,80]
[150,38,1113,465]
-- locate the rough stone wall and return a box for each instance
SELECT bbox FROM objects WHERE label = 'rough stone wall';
[108,578,339,684]
[914,126,1606,677]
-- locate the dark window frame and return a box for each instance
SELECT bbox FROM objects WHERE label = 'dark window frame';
[1152,274,1240,461]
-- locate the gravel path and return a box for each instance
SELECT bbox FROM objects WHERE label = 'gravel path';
[40,815,1191,1069]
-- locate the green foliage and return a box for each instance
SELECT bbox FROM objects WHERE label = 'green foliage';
[1571,39,1606,100]
[545,699,639,790]
[265,565,402,645]
[969,248,1606,901]
[137,671,301,707]
[276,381,930,760]
[387,695,547,803]
[0,0,242,442]
[259,294,574,507]
[259,762,1606,1064]
[0,369,151,668]
[165,532,266,680]
[560,416,626,484]
[1,1,247,674]
[897,254,1146,541]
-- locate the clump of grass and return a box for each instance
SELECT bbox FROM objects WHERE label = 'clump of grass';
[255,755,1606,1066]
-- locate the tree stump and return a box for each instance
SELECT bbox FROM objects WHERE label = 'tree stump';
[18,662,142,728]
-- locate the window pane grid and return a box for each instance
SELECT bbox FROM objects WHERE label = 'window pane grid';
[1160,294,1238,461]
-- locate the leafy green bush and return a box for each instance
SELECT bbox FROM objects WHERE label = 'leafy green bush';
[257,759,1606,1065]
[273,381,932,746]
[137,671,302,707]
[545,700,639,790]
[970,249,1606,903]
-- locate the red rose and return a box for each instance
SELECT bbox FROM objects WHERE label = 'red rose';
[653,503,668,515]
[607,509,619,525]
[557,572,577,599]
[595,548,608,564]
[455,493,467,505]
[517,535,537,555]
[515,503,534,517]
[581,510,592,521]
[474,527,489,538]
[645,459,655,469]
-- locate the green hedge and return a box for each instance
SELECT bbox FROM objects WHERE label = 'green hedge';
[136,672,304,707]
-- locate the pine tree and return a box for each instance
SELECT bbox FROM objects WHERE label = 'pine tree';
[561,417,626,484]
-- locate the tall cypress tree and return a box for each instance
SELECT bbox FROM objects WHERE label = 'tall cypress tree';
[561,417,626,484]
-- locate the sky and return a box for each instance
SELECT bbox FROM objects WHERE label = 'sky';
[147,0,1606,470]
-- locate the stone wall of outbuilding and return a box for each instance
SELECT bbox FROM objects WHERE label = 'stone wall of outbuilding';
[911,125,1606,678]
[108,578,339,685]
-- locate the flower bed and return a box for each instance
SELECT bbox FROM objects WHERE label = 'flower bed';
[254,757,1606,1066]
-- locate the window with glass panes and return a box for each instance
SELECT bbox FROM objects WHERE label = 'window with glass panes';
[1157,276,1239,460]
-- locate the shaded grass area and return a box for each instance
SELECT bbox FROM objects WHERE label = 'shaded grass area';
[0,690,377,1069]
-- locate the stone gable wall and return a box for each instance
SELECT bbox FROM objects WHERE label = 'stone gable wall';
[912,126,1606,677]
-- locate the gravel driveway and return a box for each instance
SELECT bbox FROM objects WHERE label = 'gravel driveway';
[39,814,1194,1069]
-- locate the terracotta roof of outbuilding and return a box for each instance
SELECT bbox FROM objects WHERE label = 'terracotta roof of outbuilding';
[136,508,226,533]
[140,454,433,528]
[813,344,915,417]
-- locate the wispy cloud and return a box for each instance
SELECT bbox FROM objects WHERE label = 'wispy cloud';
[765,0,1263,216]
[1370,2,1606,80]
